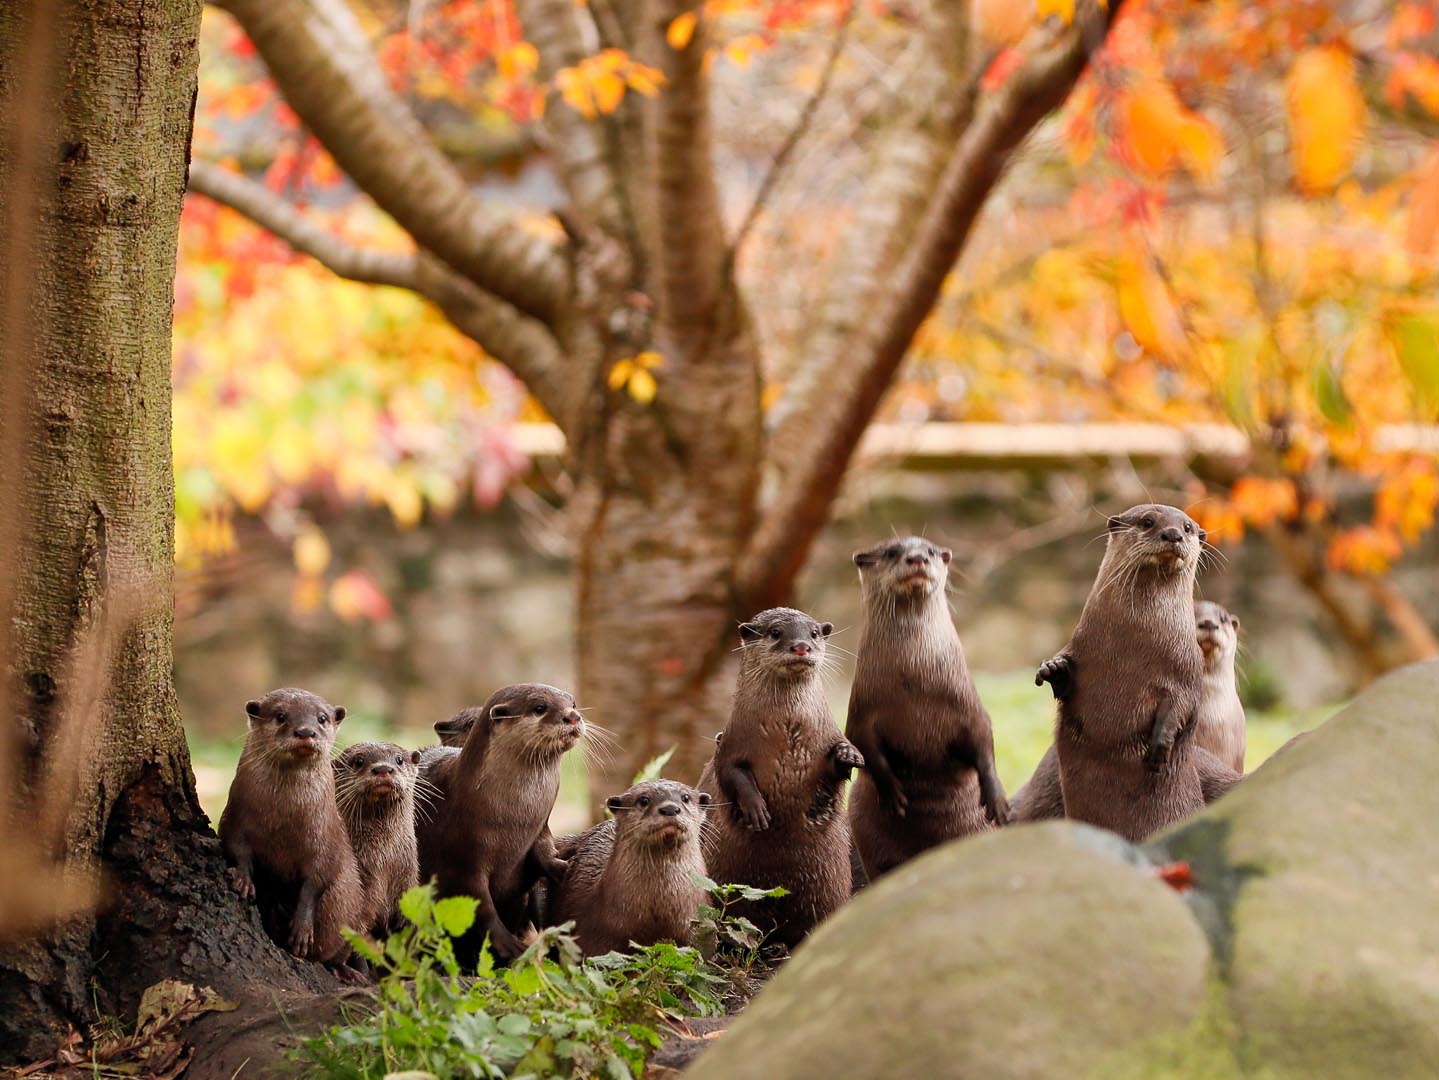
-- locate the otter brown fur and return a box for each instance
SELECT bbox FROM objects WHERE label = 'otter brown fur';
[698,608,862,949]
[1035,504,1228,842]
[334,741,423,936]
[219,688,364,965]
[416,683,581,961]
[550,780,709,956]
[845,536,1007,880]
[434,707,480,748]
[1012,598,1248,824]
[1194,600,1246,772]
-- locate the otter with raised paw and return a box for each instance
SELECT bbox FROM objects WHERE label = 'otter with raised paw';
[416,683,583,962]
[1036,504,1235,842]
[1013,596,1248,823]
[845,536,1007,881]
[219,688,364,967]
[699,608,862,950]
[550,779,709,956]
[333,741,423,937]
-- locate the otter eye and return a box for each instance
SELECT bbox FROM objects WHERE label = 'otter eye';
[810,628,819,639]
[637,796,650,808]
[681,793,691,803]
[532,703,548,716]
[1184,522,1193,533]
[1141,516,1156,529]
[318,714,329,725]
[884,545,901,559]
[274,711,287,724]
[927,547,936,556]
[769,627,782,640]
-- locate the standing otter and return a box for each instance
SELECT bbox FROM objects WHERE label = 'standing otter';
[1035,504,1221,842]
[219,688,364,965]
[845,536,1007,880]
[1194,600,1246,772]
[699,608,862,949]
[1012,597,1247,823]
[416,683,582,961]
[550,780,709,956]
[334,741,423,936]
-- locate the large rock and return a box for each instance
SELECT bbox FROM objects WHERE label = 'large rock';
[687,660,1439,1079]
[686,824,1215,1080]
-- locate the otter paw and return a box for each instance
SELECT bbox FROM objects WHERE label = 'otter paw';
[831,741,865,777]
[883,785,909,818]
[738,798,771,832]
[1035,657,1073,699]
[488,928,525,963]
[288,921,316,959]
[228,867,255,901]
[986,797,1011,826]
[1143,744,1171,773]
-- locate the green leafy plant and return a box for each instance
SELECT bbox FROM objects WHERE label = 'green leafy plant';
[630,745,675,785]
[299,884,743,1079]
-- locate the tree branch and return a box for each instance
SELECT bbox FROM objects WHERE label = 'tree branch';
[211,0,567,326]
[738,2,1124,609]
[187,160,420,289]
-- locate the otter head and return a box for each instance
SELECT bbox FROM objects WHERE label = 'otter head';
[853,536,952,602]
[1194,600,1239,671]
[434,707,481,749]
[738,607,833,680]
[334,741,421,812]
[606,780,709,852]
[482,683,585,761]
[245,688,344,767]
[1105,504,1204,574]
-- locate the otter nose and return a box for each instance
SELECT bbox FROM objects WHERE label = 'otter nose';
[657,803,682,817]
[563,709,581,726]
[905,553,927,566]
[370,762,395,777]
[790,642,810,656]
[293,727,317,741]
[1197,619,1217,631]
[1160,526,1182,543]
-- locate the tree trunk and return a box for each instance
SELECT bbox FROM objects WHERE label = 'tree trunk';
[0,0,332,1062]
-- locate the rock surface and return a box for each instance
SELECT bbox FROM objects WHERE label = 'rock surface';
[686,660,1439,1079]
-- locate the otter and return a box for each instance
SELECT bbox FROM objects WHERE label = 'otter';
[219,688,364,965]
[433,706,480,748]
[699,608,862,950]
[1194,600,1246,772]
[845,536,1007,880]
[1033,504,1230,842]
[1012,598,1248,823]
[333,741,423,936]
[550,780,709,956]
[415,683,582,961]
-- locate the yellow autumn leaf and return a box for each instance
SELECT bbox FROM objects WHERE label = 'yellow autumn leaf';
[1287,45,1365,195]
[628,367,658,404]
[557,67,597,120]
[1176,117,1223,182]
[626,64,666,96]
[667,11,697,50]
[592,70,626,115]
[498,41,539,81]
[635,350,664,369]
[608,358,635,389]
[1035,0,1074,25]
[384,478,424,529]
[292,525,331,576]
[1115,253,1185,359]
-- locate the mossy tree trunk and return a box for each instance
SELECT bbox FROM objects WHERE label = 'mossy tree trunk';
[0,0,332,1061]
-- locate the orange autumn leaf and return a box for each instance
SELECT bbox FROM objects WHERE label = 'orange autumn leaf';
[666,10,698,49]
[971,0,1030,46]
[1035,0,1074,25]
[1287,45,1365,194]
[1406,150,1439,255]
[591,70,626,114]
[1115,253,1185,358]
[1327,526,1403,575]
[1118,79,1222,181]
[1230,476,1300,528]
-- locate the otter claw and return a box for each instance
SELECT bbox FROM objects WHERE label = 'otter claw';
[228,867,255,900]
[289,922,315,959]
[1036,657,1073,700]
[738,799,771,831]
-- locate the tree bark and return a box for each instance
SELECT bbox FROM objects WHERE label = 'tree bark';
[0,0,333,1062]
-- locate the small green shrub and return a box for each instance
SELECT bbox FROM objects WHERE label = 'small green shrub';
[299,881,779,1079]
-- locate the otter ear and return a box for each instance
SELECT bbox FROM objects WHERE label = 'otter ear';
[490,701,518,721]
[410,749,422,765]
[333,706,346,725]
[819,622,834,637]
[1230,615,1240,632]
[244,700,262,723]
[605,795,626,814]
[1197,528,1208,544]
[938,547,953,565]
[852,547,878,568]
[739,622,761,642]
[698,791,712,808]
[1107,515,1126,532]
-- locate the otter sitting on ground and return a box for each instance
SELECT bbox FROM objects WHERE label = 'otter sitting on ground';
[416,683,582,962]
[550,779,709,956]
[698,608,862,950]
[846,536,1007,881]
[333,741,423,936]
[219,688,364,966]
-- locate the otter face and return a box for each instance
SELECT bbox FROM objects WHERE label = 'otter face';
[853,535,952,600]
[606,780,709,850]
[245,688,345,766]
[434,707,481,748]
[485,683,585,760]
[1106,504,1204,572]
[334,741,421,808]
[738,607,833,679]
[1194,600,1239,669]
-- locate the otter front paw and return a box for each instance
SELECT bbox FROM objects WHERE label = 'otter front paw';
[228,867,255,901]
[985,794,1011,827]
[737,793,771,831]
[830,741,865,779]
[288,918,316,959]
[488,926,525,963]
[1035,656,1073,700]
[881,782,909,819]
[1144,742,1171,773]
[540,854,569,882]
